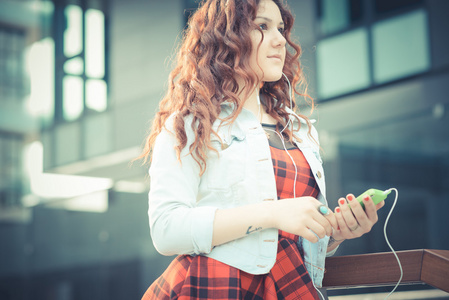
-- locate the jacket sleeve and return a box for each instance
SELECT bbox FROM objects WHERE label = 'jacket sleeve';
[148,117,217,256]
[310,121,341,256]
[326,245,339,256]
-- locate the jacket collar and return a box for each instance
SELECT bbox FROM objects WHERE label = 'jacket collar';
[216,99,313,136]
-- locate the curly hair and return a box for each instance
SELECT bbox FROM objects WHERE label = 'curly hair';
[139,0,314,175]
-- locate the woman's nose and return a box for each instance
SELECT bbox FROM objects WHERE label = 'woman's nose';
[272,30,286,48]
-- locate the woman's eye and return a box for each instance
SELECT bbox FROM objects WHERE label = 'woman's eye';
[278,27,285,34]
[258,23,268,30]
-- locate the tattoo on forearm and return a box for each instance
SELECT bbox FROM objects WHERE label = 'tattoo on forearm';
[246,225,262,235]
[328,236,344,247]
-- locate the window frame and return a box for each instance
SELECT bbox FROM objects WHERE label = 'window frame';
[314,0,430,102]
[0,25,27,103]
[53,0,110,124]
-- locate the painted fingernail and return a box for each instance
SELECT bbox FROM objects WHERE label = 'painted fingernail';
[364,195,370,201]
[339,199,345,205]
[336,207,341,213]
[347,195,354,201]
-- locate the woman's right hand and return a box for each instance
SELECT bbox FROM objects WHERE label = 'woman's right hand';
[270,197,338,243]
[212,197,337,247]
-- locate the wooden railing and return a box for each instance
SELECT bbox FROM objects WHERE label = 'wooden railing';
[323,249,449,292]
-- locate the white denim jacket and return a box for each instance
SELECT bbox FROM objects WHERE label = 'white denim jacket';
[148,102,337,287]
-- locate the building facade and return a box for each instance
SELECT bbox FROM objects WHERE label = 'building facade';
[0,0,448,298]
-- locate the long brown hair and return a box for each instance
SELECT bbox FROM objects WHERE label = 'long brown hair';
[138,0,314,174]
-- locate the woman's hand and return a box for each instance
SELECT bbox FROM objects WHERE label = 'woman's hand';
[213,197,338,248]
[271,197,339,243]
[331,194,385,242]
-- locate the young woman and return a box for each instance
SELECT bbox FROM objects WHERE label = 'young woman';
[140,0,384,299]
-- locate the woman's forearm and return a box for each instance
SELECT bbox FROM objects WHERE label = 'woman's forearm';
[212,201,275,247]
[212,197,337,247]
[327,236,344,252]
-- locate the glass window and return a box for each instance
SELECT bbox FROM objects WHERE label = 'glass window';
[55,0,108,122]
[63,75,84,121]
[85,8,105,78]
[372,9,430,84]
[374,0,423,14]
[25,37,55,126]
[64,5,83,57]
[316,28,370,99]
[86,79,107,112]
[64,57,83,75]
[0,27,26,101]
[317,0,363,35]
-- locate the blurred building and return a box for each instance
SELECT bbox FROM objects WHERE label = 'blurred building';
[0,0,447,299]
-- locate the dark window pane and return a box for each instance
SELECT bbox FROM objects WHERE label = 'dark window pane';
[318,0,363,35]
[349,0,363,22]
[374,0,423,14]
[0,27,25,101]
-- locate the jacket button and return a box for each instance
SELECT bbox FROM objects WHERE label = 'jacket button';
[316,171,322,179]
[257,265,267,268]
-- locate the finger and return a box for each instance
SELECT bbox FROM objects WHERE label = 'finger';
[347,194,370,227]
[375,200,385,210]
[338,197,360,233]
[307,219,327,240]
[334,206,352,236]
[315,204,338,236]
[346,194,365,216]
[325,212,339,233]
[315,206,335,236]
[320,210,338,234]
[362,195,379,223]
[301,228,320,243]
[314,215,333,237]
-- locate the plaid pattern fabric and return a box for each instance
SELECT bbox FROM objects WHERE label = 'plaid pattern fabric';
[142,146,320,299]
[143,255,241,299]
[270,146,320,201]
[239,235,319,299]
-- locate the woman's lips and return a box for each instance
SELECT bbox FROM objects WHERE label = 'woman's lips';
[268,55,282,62]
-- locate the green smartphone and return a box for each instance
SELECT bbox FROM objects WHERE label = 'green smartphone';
[353,188,391,210]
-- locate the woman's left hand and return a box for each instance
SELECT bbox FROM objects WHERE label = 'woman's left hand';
[331,194,385,241]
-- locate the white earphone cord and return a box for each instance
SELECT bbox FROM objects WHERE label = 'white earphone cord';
[258,73,293,134]
[283,73,327,300]
[260,76,401,299]
[264,127,327,300]
[281,73,293,134]
[263,73,327,300]
[308,188,402,300]
[279,74,402,299]
[383,188,402,299]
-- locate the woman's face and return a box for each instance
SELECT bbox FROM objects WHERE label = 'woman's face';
[249,0,287,83]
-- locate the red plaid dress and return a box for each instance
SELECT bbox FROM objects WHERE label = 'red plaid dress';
[143,132,320,299]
